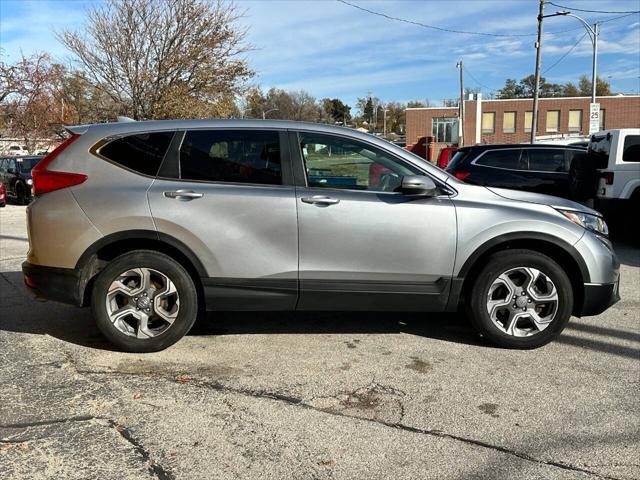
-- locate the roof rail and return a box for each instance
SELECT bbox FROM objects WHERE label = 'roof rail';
[117,116,136,123]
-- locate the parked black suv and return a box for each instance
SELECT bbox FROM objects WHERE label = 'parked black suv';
[0,156,43,204]
[445,145,586,198]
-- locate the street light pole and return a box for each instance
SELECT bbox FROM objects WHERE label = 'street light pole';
[531,0,544,144]
[456,60,464,147]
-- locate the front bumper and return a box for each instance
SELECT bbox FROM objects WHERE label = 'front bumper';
[22,261,83,306]
[577,279,620,317]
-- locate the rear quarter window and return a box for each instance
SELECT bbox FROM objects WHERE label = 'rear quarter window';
[445,150,470,171]
[622,135,640,162]
[98,131,174,176]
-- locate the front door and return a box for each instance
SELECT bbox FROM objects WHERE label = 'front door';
[148,129,299,310]
[292,131,457,311]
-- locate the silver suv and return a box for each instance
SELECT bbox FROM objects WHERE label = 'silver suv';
[22,120,619,352]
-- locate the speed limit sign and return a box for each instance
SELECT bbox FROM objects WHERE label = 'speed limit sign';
[589,103,600,134]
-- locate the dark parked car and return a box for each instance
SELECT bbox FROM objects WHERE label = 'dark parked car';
[0,156,43,204]
[445,144,586,198]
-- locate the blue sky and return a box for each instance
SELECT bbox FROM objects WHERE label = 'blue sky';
[1,0,639,109]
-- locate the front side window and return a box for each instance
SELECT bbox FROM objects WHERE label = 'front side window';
[475,149,525,170]
[179,130,281,185]
[99,131,174,176]
[527,149,567,172]
[431,117,459,143]
[17,157,40,173]
[503,112,516,133]
[482,112,495,134]
[546,110,560,132]
[299,132,420,192]
[623,135,640,163]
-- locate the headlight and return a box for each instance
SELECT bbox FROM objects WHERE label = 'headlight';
[26,179,33,186]
[559,210,608,236]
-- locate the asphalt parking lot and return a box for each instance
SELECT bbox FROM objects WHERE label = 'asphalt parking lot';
[0,203,638,480]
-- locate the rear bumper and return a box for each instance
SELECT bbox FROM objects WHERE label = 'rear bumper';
[22,261,82,306]
[577,280,620,317]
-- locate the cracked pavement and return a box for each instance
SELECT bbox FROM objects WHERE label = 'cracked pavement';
[1,204,639,479]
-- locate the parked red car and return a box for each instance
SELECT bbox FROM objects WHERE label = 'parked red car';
[437,146,457,169]
[0,183,6,207]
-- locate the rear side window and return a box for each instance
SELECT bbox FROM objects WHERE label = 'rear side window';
[623,135,640,162]
[179,130,281,185]
[527,149,567,172]
[588,134,611,169]
[99,131,174,176]
[475,149,525,170]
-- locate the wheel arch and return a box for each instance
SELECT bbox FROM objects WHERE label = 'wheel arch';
[75,230,207,307]
[455,232,588,316]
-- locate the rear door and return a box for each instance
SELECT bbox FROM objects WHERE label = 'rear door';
[148,128,299,310]
[291,130,457,311]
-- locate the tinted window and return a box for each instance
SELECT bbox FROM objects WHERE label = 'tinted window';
[99,131,174,176]
[179,130,281,185]
[16,157,41,173]
[623,135,640,163]
[588,134,611,169]
[476,149,524,170]
[528,149,567,172]
[445,149,471,172]
[300,133,420,192]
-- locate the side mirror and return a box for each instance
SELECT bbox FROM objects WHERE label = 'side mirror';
[400,175,438,196]
[7,168,16,174]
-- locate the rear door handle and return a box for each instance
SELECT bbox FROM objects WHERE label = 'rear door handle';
[301,196,340,205]
[163,190,204,200]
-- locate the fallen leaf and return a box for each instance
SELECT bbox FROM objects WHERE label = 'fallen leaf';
[133,394,143,400]
[175,375,190,384]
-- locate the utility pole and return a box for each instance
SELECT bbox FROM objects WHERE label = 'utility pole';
[590,21,599,104]
[456,60,464,147]
[531,0,544,144]
[383,108,388,137]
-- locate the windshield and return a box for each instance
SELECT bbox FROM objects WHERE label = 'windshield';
[16,157,41,173]
[445,149,471,171]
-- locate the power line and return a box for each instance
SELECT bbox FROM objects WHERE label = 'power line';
[546,2,640,15]
[336,0,536,37]
[464,66,498,93]
[600,12,640,23]
[543,31,589,74]
[336,0,630,38]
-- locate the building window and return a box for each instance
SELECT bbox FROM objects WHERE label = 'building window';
[482,112,495,134]
[524,111,533,133]
[503,112,516,133]
[431,117,459,143]
[546,110,560,132]
[568,110,583,132]
[599,109,606,130]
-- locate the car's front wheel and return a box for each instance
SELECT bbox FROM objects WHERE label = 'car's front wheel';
[467,249,573,349]
[91,250,198,352]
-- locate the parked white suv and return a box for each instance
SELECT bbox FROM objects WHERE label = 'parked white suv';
[591,129,640,209]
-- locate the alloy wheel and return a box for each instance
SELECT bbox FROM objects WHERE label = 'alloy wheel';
[486,266,559,337]
[105,267,180,339]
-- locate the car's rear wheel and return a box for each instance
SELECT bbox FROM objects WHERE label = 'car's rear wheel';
[91,250,198,352]
[466,249,573,349]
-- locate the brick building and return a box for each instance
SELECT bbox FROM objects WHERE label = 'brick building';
[406,95,640,152]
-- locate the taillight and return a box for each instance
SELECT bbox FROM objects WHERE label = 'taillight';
[32,134,86,196]
[453,171,471,181]
[602,172,614,185]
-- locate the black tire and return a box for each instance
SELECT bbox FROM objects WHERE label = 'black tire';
[568,153,597,201]
[91,250,198,352]
[15,182,27,205]
[466,249,573,349]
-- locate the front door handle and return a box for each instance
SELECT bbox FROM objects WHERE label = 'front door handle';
[163,190,204,200]
[301,196,340,205]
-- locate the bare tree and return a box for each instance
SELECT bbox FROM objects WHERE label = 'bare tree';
[59,0,253,120]
[0,53,67,148]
